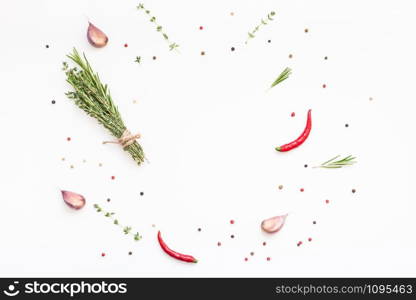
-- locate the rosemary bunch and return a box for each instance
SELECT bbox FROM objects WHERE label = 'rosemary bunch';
[314,155,357,169]
[63,48,145,165]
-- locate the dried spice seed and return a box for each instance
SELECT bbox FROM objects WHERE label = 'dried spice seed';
[297,241,303,246]
[267,257,271,261]
[128,251,133,255]
[140,192,144,196]
[230,235,235,239]
[67,137,71,141]
[111,176,115,180]
[324,56,328,60]
[250,252,254,256]
[46,45,49,48]
[152,224,156,228]
[98,163,103,167]
[278,185,283,190]
[304,164,308,168]
[217,242,221,246]
[199,26,203,30]
[231,47,235,51]
[230,220,235,225]
[345,124,349,128]
[124,43,128,48]
[288,54,293,59]
[61,157,65,161]
[352,189,356,193]
[313,221,317,225]
[152,56,156,60]
[70,165,74,169]
[308,238,312,242]
[300,188,304,192]
[322,84,327,88]
[230,12,234,16]
[325,199,330,204]
[107,198,111,202]
[304,28,309,33]
[101,253,106,257]
[51,100,56,104]
[369,97,373,101]
[291,112,295,117]
[244,257,248,261]
[262,242,266,246]
[268,40,271,43]
[197,228,201,232]
[200,51,205,56]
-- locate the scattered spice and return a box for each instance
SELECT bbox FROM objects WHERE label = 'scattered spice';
[67,137,71,141]
[244,257,248,261]
[246,11,276,44]
[70,165,74,169]
[322,84,327,88]
[288,54,293,59]
[111,176,115,180]
[124,43,128,48]
[158,231,197,263]
[324,56,328,60]
[140,192,144,196]
[230,234,235,239]
[87,22,108,48]
[197,228,201,232]
[128,251,133,255]
[98,163,103,167]
[46,45,49,48]
[345,124,349,127]
[152,56,157,60]
[304,164,308,168]
[51,100,56,104]
[267,257,271,261]
[291,112,295,117]
[230,12,234,16]
[300,188,304,192]
[325,199,329,204]
[352,189,356,193]
[230,220,235,225]
[199,26,203,30]
[134,56,141,64]
[313,221,317,225]
[231,47,235,51]
[268,40,271,43]
[217,242,221,246]
[308,238,312,242]
[107,198,111,202]
[136,3,179,51]
[275,109,312,152]
[297,241,303,246]
[250,252,254,256]
[101,253,106,257]
[262,242,266,246]
[94,204,142,242]
[200,51,205,56]
[278,185,283,190]
[304,28,309,33]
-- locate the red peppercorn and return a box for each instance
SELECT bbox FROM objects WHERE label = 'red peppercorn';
[297,241,303,247]
[244,257,248,261]
[291,112,295,117]
[67,137,71,141]
[101,253,105,257]
[267,257,271,261]
[124,43,128,48]
[322,84,327,88]
[230,220,235,224]
[111,176,115,180]
[325,199,329,204]
[300,188,304,192]
[262,242,266,246]
[199,26,203,30]
[217,242,221,246]
[308,238,312,242]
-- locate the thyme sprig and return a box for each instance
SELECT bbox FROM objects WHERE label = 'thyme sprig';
[270,67,291,88]
[63,48,145,165]
[137,3,179,51]
[246,11,276,44]
[94,204,142,241]
[314,155,357,169]
[134,56,141,64]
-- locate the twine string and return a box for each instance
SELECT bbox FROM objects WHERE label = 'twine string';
[103,129,141,148]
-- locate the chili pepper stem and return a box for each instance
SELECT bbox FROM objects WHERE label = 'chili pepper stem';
[275,147,281,152]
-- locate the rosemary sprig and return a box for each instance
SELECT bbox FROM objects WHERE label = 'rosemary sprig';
[134,56,141,64]
[94,204,142,241]
[270,67,291,88]
[314,155,357,169]
[137,3,179,51]
[245,11,276,44]
[63,48,145,165]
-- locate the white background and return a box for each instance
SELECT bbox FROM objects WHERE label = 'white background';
[0,0,415,277]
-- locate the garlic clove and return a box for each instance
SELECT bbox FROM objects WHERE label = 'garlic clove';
[261,214,288,233]
[87,22,108,48]
[61,190,86,210]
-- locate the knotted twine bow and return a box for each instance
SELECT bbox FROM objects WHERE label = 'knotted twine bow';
[102,129,141,149]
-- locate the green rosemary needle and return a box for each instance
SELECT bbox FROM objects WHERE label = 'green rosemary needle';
[270,67,291,88]
[94,204,142,242]
[314,155,357,169]
[63,48,145,166]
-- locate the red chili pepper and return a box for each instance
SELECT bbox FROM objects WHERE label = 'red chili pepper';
[275,109,312,152]
[157,231,198,263]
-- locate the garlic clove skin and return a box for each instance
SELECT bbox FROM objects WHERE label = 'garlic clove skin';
[61,190,86,210]
[261,214,288,233]
[87,22,108,48]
